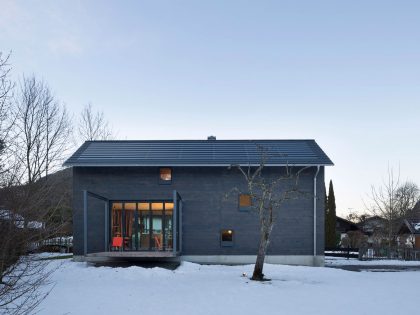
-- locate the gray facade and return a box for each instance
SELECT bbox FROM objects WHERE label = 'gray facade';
[72,165,326,261]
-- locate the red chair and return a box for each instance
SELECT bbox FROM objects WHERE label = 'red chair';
[154,236,162,250]
[112,236,123,251]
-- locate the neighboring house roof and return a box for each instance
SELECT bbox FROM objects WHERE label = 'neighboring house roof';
[358,216,386,235]
[336,216,360,233]
[399,219,420,235]
[63,139,333,167]
[0,209,44,230]
[0,209,24,227]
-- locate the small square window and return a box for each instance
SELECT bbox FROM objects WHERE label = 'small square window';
[239,194,252,211]
[221,229,234,247]
[159,168,172,184]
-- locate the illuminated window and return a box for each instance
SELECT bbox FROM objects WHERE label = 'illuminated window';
[239,194,252,211]
[221,229,234,246]
[159,168,172,184]
[151,202,164,211]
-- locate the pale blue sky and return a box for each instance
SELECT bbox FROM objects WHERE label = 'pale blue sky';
[1,0,419,216]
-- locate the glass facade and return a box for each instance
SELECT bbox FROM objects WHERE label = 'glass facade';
[110,201,174,251]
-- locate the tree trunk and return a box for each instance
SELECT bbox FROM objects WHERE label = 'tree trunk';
[252,227,271,281]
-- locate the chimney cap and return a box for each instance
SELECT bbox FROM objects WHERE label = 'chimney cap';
[207,135,216,141]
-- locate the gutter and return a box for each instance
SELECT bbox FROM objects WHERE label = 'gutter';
[313,165,320,257]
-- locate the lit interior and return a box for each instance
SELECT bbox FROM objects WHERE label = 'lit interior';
[160,168,172,181]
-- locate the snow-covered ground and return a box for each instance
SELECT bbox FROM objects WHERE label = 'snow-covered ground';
[37,258,420,315]
[32,252,73,259]
[325,256,420,266]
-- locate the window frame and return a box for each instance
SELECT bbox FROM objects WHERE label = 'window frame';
[238,193,252,212]
[220,229,234,247]
[158,167,172,185]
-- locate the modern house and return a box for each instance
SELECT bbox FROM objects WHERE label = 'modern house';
[63,138,333,266]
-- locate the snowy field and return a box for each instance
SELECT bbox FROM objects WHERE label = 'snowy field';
[37,257,420,315]
[325,256,420,266]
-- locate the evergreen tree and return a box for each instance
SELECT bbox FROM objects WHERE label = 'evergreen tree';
[325,180,337,248]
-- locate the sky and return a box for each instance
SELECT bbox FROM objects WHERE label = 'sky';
[1,0,419,217]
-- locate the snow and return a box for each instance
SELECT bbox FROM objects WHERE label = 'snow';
[35,258,420,315]
[33,252,73,259]
[326,256,420,266]
[27,220,45,229]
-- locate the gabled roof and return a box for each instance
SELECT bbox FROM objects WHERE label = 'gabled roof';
[63,139,333,167]
[399,219,420,235]
[336,216,360,233]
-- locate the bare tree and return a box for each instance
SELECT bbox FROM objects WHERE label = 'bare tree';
[341,230,367,248]
[395,182,420,219]
[366,166,400,251]
[0,64,70,314]
[346,211,366,224]
[0,175,68,315]
[228,148,308,281]
[365,167,420,251]
[0,52,13,138]
[78,103,113,142]
[0,51,16,187]
[11,75,71,184]
[0,253,54,315]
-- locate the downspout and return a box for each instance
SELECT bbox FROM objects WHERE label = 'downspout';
[83,190,87,256]
[313,166,320,259]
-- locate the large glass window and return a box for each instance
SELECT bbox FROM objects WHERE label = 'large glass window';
[111,201,174,252]
[124,203,136,250]
[138,202,150,250]
[151,203,163,250]
[111,203,123,238]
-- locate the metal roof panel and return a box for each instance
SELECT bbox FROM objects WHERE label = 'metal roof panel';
[63,139,334,167]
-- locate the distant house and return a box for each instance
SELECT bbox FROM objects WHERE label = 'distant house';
[0,209,45,230]
[336,216,360,238]
[398,219,420,249]
[64,138,333,266]
[358,215,386,237]
[335,216,365,248]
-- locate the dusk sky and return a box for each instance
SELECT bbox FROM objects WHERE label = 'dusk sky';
[1,0,419,216]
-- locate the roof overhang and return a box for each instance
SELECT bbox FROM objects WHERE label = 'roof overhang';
[63,163,332,167]
[63,139,334,168]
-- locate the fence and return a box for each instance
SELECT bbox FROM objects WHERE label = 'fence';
[325,247,359,259]
[359,246,420,261]
[33,236,73,253]
[326,246,420,261]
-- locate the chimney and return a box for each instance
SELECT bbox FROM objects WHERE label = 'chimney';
[207,135,216,141]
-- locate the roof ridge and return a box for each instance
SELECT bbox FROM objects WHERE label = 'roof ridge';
[63,139,334,167]
[83,139,317,142]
